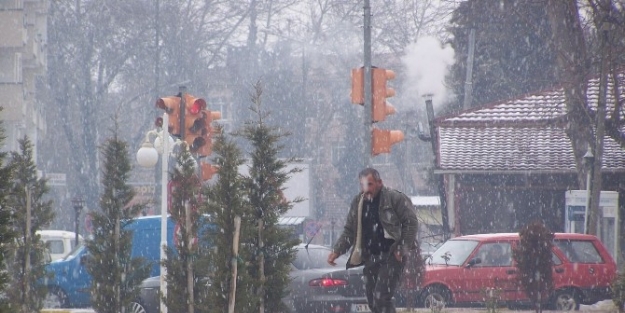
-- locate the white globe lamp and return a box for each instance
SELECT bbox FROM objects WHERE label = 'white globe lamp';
[136,141,159,168]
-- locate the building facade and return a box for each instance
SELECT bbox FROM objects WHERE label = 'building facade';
[0,0,48,155]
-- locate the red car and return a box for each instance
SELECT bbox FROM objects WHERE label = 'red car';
[417,233,616,311]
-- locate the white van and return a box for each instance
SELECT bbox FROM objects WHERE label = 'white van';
[37,230,84,262]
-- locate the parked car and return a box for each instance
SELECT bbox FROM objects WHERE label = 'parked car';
[414,233,617,311]
[130,244,369,313]
[43,215,186,308]
[38,230,84,262]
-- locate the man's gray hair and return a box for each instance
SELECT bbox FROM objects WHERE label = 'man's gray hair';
[358,168,381,181]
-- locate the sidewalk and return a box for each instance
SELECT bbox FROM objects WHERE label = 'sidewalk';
[39,300,619,313]
[396,300,619,312]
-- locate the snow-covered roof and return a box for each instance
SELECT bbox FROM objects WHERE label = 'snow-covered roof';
[435,74,625,172]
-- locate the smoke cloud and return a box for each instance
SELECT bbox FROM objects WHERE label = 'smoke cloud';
[401,36,455,110]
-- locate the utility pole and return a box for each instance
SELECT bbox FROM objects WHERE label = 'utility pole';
[363,0,373,168]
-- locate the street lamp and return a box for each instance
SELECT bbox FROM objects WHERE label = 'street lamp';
[583,145,595,234]
[136,113,172,313]
[72,196,84,247]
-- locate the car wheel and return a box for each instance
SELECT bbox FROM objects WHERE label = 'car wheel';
[129,301,149,313]
[43,288,69,308]
[552,289,580,311]
[422,286,451,309]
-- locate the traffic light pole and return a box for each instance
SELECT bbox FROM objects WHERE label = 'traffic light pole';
[363,0,373,168]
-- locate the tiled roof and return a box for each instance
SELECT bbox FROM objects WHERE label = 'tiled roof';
[436,74,625,172]
[440,73,625,125]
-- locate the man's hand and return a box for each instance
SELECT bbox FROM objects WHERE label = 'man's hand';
[394,250,402,262]
[327,252,339,266]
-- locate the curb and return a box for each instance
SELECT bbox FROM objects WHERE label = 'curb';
[39,309,95,313]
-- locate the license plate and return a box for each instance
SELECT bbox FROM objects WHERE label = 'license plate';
[351,303,371,312]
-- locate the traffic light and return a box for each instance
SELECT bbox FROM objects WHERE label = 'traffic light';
[200,161,219,181]
[351,67,397,122]
[197,110,221,157]
[183,94,207,152]
[351,67,364,104]
[156,96,182,135]
[372,68,396,122]
[371,127,404,155]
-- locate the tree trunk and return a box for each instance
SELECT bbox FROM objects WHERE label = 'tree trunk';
[228,216,242,313]
[186,201,194,313]
[115,215,122,313]
[23,187,31,313]
[587,22,610,235]
[258,218,265,313]
[546,0,593,188]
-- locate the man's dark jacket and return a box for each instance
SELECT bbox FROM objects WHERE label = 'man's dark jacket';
[333,186,419,268]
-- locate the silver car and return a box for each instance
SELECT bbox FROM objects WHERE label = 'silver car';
[130,244,369,313]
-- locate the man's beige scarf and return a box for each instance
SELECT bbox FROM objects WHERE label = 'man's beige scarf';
[349,194,365,266]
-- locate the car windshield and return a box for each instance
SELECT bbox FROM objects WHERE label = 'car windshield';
[293,247,347,270]
[62,242,85,260]
[428,239,479,266]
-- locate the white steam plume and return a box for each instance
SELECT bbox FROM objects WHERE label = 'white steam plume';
[401,36,455,110]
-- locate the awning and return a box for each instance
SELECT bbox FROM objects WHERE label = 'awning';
[278,216,306,226]
[410,196,441,207]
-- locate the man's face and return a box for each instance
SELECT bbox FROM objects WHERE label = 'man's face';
[360,174,382,200]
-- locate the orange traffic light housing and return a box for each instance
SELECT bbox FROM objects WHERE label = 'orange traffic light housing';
[372,128,404,155]
[197,110,221,157]
[372,68,396,122]
[351,67,364,104]
[200,161,219,181]
[183,94,208,152]
[156,96,182,135]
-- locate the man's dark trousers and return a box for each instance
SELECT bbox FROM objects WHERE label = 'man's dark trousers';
[363,251,404,313]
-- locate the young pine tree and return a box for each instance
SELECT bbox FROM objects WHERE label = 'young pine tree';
[164,145,203,313]
[5,136,54,313]
[197,130,253,313]
[239,82,300,313]
[513,221,554,313]
[0,111,15,313]
[85,134,150,313]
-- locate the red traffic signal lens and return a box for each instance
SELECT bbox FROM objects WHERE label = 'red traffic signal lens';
[189,100,203,115]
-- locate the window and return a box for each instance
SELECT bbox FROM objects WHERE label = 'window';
[331,144,345,164]
[552,251,562,265]
[474,242,512,267]
[554,240,604,264]
[428,239,478,266]
[48,240,64,254]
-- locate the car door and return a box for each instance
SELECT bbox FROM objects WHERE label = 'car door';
[464,242,519,303]
[553,239,607,288]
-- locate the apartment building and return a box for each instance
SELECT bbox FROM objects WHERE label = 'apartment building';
[0,0,48,156]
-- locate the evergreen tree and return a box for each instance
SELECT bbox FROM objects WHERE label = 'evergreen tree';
[85,133,150,313]
[239,82,300,313]
[164,145,203,313]
[197,130,254,313]
[5,136,54,313]
[446,0,557,112]
[513,221,554,313]
[0,112,16,313]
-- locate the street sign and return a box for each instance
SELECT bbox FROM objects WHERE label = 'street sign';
[304,221,321,238]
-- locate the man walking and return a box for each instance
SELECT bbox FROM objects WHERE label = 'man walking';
[327,168,419,313]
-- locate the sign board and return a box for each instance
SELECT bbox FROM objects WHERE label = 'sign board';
[304,221,321,238]
[564,190,619,261]
[238,162,311,218]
